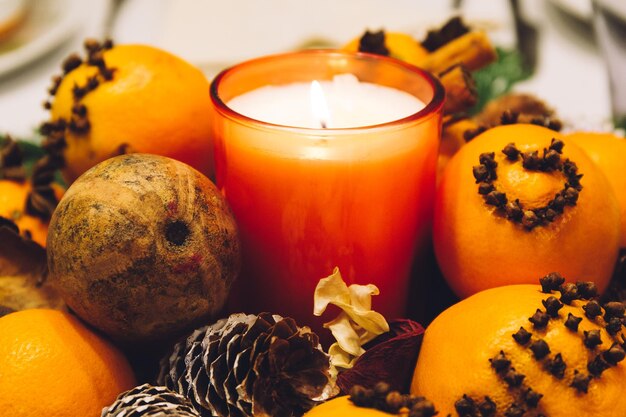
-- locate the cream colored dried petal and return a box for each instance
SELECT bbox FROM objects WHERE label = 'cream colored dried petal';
[328,342,359,369]
[347,282,378,311]
[333,301,389,337]
[313,267,389,372]
[313,267,351,316]
[324,312,363,356]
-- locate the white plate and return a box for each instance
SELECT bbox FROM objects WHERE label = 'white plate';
[548,0,593,23]
[0,0,82,78]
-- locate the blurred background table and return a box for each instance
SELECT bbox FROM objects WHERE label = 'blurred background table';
[0,0,619,138]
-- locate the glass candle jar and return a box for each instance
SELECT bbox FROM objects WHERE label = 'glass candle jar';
[210,50,444,334]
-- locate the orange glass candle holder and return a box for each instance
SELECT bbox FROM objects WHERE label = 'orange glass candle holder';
[210,50,444,332]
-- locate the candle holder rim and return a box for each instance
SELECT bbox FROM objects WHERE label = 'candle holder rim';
[210,49,445,134]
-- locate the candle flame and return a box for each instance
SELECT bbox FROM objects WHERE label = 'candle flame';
[310,80,330,129]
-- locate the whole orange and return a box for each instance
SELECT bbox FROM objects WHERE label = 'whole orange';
[566,131,626,248]
[303,396,407,417]
[0,179,62,247]
[0,308,136,417]
[434,124,620,298]
[411,283,626,417]
[48,43,213,183]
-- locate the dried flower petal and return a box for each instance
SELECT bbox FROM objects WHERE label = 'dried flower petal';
[314,268,389,375]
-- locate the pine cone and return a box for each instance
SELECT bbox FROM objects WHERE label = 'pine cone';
[158,312,338,417]
[102,384,200,417]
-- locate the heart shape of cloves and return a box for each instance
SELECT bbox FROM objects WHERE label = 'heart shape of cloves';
[473,138,582,230]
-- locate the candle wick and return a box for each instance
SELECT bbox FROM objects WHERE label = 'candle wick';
[320,120,327,129]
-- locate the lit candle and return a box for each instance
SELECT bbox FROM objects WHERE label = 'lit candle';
[227,74,425,129]
[210,51,444,335]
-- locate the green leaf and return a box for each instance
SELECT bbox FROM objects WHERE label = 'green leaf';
[614,116,626,132]
[471,47,533,115]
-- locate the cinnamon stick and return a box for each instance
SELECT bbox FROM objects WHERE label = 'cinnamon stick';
[439,64,478,115]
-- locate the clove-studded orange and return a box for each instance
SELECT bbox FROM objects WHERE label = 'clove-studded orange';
[44,41,214,184]
[565,131,626,248]
[434,124,620,298]
[411,281,626,417]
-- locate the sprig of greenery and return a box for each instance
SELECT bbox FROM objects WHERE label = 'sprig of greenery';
[614,117,626,131]
[471,47,533,114]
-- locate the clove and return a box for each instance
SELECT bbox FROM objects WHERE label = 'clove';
[562,159,578,177]
[603,302,625,320]
[542,296,564,317]
[485,190,507,207]
[540,272,565,293]
[410,399,437,417]
[522,150,541,170]
[479,152,497,169]
[523,388,543,408]
[503,368,525,387]
[542,149,561,170]
[473,164,490,182]
[505,199,524,221]
[62,53,82,74]
[529,309,550,329]
[513,327,532,345]
[530,339,551,359]
[606,317,623,335]
[559,283,580,304]
[564,313,583,332]
[602,344,625,366]
[587,354,611,377]
[576,281,598,300]
[545,353,566,379]
[504,403,525,417]
[570,370,591,393]
[583,300,603,320]
[562,187,579,205]
[384,392,404,414]
[478,182,494,195]
[489,351,511,372]
[478,396,496,417]
[349,385,373,407]
[502,142,520,161]
[583,330,603,349]
[464,126,487,142]
[500,110,519,125]
[521,210,540,229]
[549,138,564,153]
[454,394,476,416]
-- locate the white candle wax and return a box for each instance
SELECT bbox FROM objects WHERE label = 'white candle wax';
[226,74,425,129]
